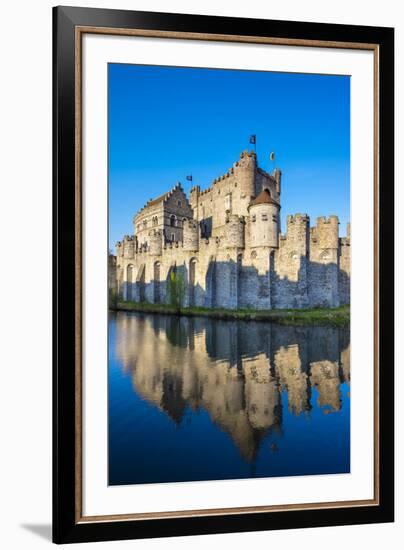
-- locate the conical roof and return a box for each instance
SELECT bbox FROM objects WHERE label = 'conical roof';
[249,188,280,209]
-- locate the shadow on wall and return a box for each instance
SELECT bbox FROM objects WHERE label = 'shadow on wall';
[119,255,350,310]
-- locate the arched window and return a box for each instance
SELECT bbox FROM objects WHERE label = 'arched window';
[143,219,147,229]
[170,214,176,227]
[320,249,331,261]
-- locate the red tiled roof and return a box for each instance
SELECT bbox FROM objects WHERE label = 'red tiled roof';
[249,189,280,208]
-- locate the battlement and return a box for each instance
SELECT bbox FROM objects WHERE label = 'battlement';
[238,149,257,161]
[308,216,340,251]
[190,185,200,197]
[316,215,339,225]
[287,214,310,224]
[163,241,183,250]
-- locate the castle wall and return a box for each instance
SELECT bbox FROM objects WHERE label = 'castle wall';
[117,217,350,310]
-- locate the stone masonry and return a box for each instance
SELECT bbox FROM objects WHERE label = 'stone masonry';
[114,150,350,310]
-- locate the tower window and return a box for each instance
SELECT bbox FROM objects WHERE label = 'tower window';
[252,215,256,222]
[261,214,268,221]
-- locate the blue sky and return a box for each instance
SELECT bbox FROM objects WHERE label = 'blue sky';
[109,64,350,249]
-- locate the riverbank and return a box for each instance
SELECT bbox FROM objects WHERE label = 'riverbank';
[111,300,350,326]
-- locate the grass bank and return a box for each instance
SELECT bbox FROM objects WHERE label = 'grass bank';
[112,300,350,327]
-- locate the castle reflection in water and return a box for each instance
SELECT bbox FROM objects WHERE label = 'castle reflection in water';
[112,311,350,465]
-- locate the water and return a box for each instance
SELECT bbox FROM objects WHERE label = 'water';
[108,311,350,486]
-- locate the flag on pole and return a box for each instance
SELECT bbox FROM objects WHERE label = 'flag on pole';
[186,175,193,181]
[269,151,275,161]
[249,135,256,145]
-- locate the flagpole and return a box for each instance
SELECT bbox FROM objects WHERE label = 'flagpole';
[249,134,257,155]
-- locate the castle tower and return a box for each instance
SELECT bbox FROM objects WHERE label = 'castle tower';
[183,220,199,252]
[285,214,310,256]
[234,150,256,200]
[248,189,280,248]
[309,216,340,307]
[148,229,163,256]
[189,186,200,218]
[225,215,245,249]
[122,235,135,259]
[278,214,310,308]
[315,215,339,261]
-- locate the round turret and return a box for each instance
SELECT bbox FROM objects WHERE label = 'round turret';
[248,189,280,248]
[183,220,199,252]
[234,150,256,199]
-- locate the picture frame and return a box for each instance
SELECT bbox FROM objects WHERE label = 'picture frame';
[53,5,394,544]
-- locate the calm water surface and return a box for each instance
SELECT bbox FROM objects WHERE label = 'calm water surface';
[108,311,350,485]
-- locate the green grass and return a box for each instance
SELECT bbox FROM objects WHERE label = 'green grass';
[112,300,350,327]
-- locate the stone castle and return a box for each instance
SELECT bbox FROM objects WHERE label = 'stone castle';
[114,150,350,310]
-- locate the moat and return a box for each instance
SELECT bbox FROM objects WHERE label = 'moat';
[108,311,350,485]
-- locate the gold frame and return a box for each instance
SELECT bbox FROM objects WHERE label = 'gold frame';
[74,27,380,524]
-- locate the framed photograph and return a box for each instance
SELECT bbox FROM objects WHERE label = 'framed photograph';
[53,5,394,544]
